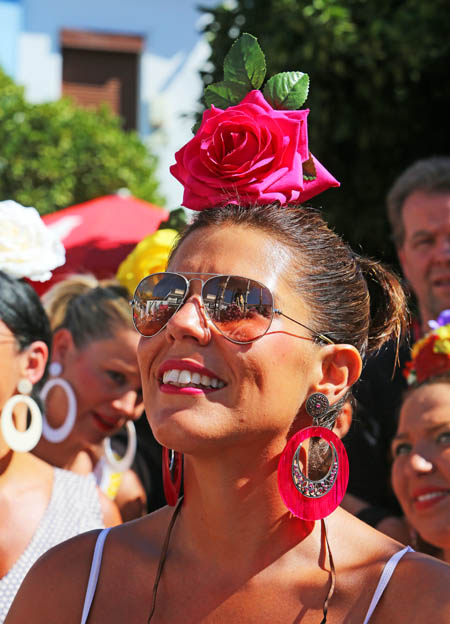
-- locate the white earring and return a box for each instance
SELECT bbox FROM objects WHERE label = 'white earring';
[40,361,77,443]
[103,421,137,472]
[1,378,43,452]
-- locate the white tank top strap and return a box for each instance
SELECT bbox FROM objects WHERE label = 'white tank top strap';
[80,528,111,624]
[78,534,411,623]
[362,545,414,623]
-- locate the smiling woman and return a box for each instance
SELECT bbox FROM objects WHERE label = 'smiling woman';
[31,274,147,521]
[8,201,450,624]
[5,34,450,624]
[392,311,450,562]
[0,271,107,623]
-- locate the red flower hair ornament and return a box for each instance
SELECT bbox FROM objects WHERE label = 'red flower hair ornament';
[170,34,339,211]
[403,310,450,385]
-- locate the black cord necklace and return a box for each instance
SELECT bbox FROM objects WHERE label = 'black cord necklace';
[147,497,183,622]
[147,498,335,623]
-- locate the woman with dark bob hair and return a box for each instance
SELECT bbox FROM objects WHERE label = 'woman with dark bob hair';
[0,271,108,623]
[7,35,450,624]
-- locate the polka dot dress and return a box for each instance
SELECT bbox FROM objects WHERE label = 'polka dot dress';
[0,468,104,622]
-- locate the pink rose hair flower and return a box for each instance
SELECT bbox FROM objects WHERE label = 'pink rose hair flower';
[170,90,339,211]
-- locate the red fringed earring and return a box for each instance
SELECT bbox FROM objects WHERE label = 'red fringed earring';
[162,447,183,506]
[277,393,349,521]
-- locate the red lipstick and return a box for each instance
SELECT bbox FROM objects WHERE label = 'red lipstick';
[412,487,449,511]
[91,411,119,432]
[160,385,214,396]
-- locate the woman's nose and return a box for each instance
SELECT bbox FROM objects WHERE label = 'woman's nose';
[408,451,435,474]
[112,390,142,420]
[165,294,211,345]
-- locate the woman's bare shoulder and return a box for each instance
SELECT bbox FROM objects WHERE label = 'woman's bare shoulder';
[330,509,450,622]
[5,507,172,624]
[331,507,408,562]
[5,529,101,624]
[372,550,450,622]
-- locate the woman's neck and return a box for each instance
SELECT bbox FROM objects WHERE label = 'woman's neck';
[177,446,317,570]
[32,435,87,471]
[0,446,53,492]
[0,443,14,478]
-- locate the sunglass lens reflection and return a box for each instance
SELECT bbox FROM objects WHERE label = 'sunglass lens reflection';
[133,273,187,336]
[203,276,273,342]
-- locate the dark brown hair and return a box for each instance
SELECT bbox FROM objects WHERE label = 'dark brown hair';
[170,204,409,425]
[0,270,52,397]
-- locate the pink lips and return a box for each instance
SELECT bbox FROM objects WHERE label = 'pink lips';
[412,487,450,511]
[160,385,212,395]
[158,359,224,395]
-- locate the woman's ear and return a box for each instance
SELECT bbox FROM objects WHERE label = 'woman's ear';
[333,400,353,439]
[19,341,49,386]
[313,344,362,404]
[51,328,75,366]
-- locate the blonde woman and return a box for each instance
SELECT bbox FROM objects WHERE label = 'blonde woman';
[33,275,147,520]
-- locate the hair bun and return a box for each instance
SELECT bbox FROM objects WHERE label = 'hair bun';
[357,256,409,356]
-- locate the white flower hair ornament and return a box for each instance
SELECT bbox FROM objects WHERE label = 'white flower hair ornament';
[0,200,66,282]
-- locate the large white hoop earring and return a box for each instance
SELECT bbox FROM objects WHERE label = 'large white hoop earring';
[1,380,43,452]
[103,421,137,472]
[40,362,77,443]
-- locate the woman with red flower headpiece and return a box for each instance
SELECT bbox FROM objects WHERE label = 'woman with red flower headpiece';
[6,35,450,624]
[391,310,450,563]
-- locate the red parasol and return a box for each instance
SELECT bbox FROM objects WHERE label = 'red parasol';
[34,194,168,295]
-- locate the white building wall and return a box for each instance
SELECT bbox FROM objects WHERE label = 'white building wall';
[17,32,62,102]
[2,0,218,209]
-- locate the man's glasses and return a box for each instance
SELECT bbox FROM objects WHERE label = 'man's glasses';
[131,272,334,346]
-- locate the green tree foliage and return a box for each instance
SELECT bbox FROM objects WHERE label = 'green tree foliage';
[198,0,450,264]
[0,68,163,214]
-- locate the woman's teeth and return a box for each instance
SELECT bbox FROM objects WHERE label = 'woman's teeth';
[162,369,225,389]
[415,491,448,502]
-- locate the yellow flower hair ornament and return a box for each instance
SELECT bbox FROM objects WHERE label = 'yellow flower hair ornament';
[116,228,178,296]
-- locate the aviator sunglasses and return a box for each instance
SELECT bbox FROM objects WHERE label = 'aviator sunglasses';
[131,272,335,346]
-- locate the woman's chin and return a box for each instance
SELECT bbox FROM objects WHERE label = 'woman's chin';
[78,422,110,447]
[150,418,232,456]
[152,427,214,454]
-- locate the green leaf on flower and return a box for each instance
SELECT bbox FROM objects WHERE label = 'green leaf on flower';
[205,80,251,109]
[191,120,201,134]
[263,72,310,110]
[223,33,266,90]
[303,152,317,181]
